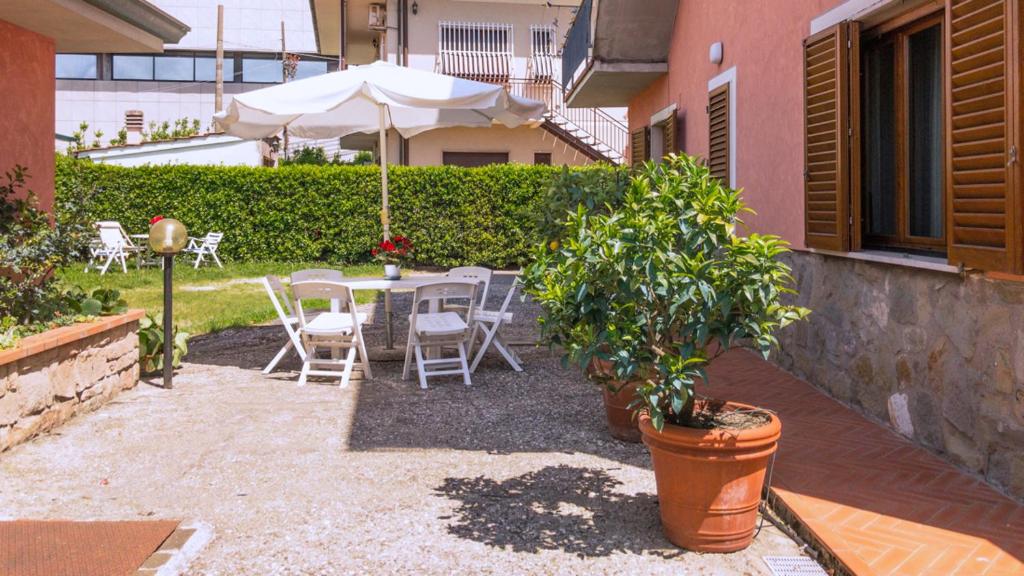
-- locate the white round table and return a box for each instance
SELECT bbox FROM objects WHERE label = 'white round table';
[338,275,447,349]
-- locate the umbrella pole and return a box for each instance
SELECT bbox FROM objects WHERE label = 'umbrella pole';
[378,103,391,241]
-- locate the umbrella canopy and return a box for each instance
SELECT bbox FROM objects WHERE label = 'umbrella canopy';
[214,61,546,239]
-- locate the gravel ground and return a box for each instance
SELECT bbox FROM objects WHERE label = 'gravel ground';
[0,275,812,575]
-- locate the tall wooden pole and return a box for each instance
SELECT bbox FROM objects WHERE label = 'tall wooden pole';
[215,5,224,113]
[340,0,348,70]
[281,20,289,158]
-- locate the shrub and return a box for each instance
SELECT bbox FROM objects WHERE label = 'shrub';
[522,154,809,430]
[56,156,624,268]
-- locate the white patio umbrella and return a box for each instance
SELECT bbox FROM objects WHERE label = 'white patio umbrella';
[213,61,546,239]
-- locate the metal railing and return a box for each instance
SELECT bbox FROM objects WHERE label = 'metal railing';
[508,78,627,162]
[561,0,592,89]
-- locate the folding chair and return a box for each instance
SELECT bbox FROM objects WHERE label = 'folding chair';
[87,222,134,275]
[402,281,478,389]
[291,281,371,387]
[469,278,523,372]
[184,232,224,269]
[444,266,492,312]
[291,269,345,311]
[261,275,306,374]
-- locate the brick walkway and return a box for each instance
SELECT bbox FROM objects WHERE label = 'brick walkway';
[710,350,1024,576]
[0,520,179,576]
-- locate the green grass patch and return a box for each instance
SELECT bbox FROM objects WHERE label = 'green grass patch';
[58,262,385,336]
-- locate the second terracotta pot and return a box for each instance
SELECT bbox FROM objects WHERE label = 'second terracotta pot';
[587,357,642,443]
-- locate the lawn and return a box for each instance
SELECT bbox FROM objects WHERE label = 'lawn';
[58,262,384,336]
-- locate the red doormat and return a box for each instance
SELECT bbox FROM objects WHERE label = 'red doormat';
[0,520,180,576]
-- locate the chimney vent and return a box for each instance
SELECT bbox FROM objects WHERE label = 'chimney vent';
[125,110,144,145]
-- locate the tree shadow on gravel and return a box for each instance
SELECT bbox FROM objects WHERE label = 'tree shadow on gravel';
[436,465,680,559]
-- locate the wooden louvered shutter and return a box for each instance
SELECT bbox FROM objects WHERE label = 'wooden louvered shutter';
[708,84,730,186]
[803,23,853,251]
[631,127,649,169]
[946,0,1020,272]
[663,110,677,156]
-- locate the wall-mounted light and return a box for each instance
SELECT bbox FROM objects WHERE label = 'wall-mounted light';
[709,42,723,65]
[411,1,418,15]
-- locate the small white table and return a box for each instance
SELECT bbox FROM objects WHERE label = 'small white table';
[338,275,447,349]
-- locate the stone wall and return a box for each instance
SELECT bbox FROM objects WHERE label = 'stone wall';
[0,312,143,452]
[775,252,1024,501]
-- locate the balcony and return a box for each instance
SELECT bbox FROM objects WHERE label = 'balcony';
[561,0,678,108]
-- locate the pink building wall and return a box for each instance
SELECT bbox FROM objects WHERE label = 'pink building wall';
[628,0,843,249]
[0,20,56,213]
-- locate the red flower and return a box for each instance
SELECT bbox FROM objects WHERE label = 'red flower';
[381,240,396,251]
[371,247,379,256]
[394,235,405,242]
[149,215,165,226]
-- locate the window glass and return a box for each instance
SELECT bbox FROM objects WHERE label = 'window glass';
[907,24,944,239]
[195,57,235,82]
[56,54,97,79]
[242,57,282,83]
[293,59,328,80]
[113,55,154,80]
[154,56,194,81]
[861,40,897,238]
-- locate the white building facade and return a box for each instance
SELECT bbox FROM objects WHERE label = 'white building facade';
[55,0,328,147]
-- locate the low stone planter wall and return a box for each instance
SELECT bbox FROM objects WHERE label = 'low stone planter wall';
[0,310,144,452]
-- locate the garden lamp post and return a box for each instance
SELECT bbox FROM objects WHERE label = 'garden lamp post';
[148,218,188,389]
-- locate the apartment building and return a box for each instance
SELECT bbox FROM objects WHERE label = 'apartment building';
[305,0,627,165]
[55,0,329,149]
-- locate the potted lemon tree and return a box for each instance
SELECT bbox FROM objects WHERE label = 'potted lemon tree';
[524,154,808,552]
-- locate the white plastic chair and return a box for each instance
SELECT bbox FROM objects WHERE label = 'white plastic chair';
[469,278,523,373]
[261,275,306,374]
[185,232,224,269]
[291,280,371,387]
[292,269,346,311]
[444,266,492,312]
[87,221,142,275]
[402,281,478,389]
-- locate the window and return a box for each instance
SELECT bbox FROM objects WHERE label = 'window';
[154,55,194,81]
[534,152,552,165]
[195,56,235,82]
[112,55,154,80]
[56,54,98,79]
[803,0,1021,273]
[242,57,282,83]
[530,25,557,81]
[293,59,328,80]
[442,152,509,167]
[860,15,944,253]
[438,21,513,83]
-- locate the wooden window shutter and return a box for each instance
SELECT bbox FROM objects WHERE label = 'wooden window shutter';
[803,23,855,251]
[663,110,677,156]
[631,127,649,169]
[708,84,730,186]
[946,0,1020,272]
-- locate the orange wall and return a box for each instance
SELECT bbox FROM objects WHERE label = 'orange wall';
[0,20,55,212]
[629,0,843,249]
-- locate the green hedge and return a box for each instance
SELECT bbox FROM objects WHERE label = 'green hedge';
[56,156,622,268]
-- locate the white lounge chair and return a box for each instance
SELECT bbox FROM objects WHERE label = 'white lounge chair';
[402,281,478,389]
[86,221,144,275]
[184,232,224,269]
[261,275,305,374]
[292,280,371,387]
[469,278,523,373]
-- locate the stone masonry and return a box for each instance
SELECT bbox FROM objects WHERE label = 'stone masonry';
[776,252,1024,501]
[0,314,141,452]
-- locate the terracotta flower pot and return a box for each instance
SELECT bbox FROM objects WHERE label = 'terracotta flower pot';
[639,402,781,553]
[587,357,642,443]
